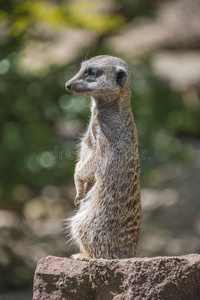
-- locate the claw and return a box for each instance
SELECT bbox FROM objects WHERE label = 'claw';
[70,253,91,261]
[74,196,80,206]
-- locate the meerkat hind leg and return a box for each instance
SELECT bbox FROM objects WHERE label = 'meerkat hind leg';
[70,253,91,261]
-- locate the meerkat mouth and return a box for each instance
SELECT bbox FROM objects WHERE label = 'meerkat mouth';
[73,89,92,95]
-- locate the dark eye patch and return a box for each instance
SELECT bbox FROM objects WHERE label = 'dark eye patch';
[85,68,102,81]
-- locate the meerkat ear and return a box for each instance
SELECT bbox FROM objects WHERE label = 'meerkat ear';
[116,66,127,87]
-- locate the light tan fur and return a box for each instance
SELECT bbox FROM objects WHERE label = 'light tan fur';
[65,55,142,260]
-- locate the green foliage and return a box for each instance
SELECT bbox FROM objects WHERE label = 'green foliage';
[131,57,200,159]
[112,0,156,20]
[0,0,200,202]
[0,59,75,200]
[0,0,125,36]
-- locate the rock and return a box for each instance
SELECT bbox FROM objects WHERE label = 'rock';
[33,254,200,300]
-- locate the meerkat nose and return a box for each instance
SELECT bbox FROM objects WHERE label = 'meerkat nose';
[65,81,72,91]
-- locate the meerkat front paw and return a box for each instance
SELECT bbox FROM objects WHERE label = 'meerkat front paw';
[74,196,81,206]
[70,253,91,261]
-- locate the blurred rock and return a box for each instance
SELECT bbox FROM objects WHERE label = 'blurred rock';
[12,184,32,203]
[153,51,200,90]
[138,137,200,257]
[42,185,61,201]
[0,195,75,293]
[17,28,97,75]
[0,210,21,229]
[33,254,200,300]
[107,0,200,91]
[107,0,200,56]
[141,188,178,210]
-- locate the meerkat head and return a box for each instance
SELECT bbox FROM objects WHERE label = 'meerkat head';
[65,55,130,99]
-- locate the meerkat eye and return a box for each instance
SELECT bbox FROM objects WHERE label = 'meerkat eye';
[90,69,96,76]
[85,68,102,80]
[87,69,96,77]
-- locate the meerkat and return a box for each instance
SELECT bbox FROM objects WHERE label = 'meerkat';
[65,55,141,260]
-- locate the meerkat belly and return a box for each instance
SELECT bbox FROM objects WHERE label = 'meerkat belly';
[71,195,141,258]
[71,148,141,258]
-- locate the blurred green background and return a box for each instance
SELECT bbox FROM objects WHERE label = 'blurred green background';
[0,0,200,299]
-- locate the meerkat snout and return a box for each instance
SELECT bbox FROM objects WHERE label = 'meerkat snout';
[65,82,72,91]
